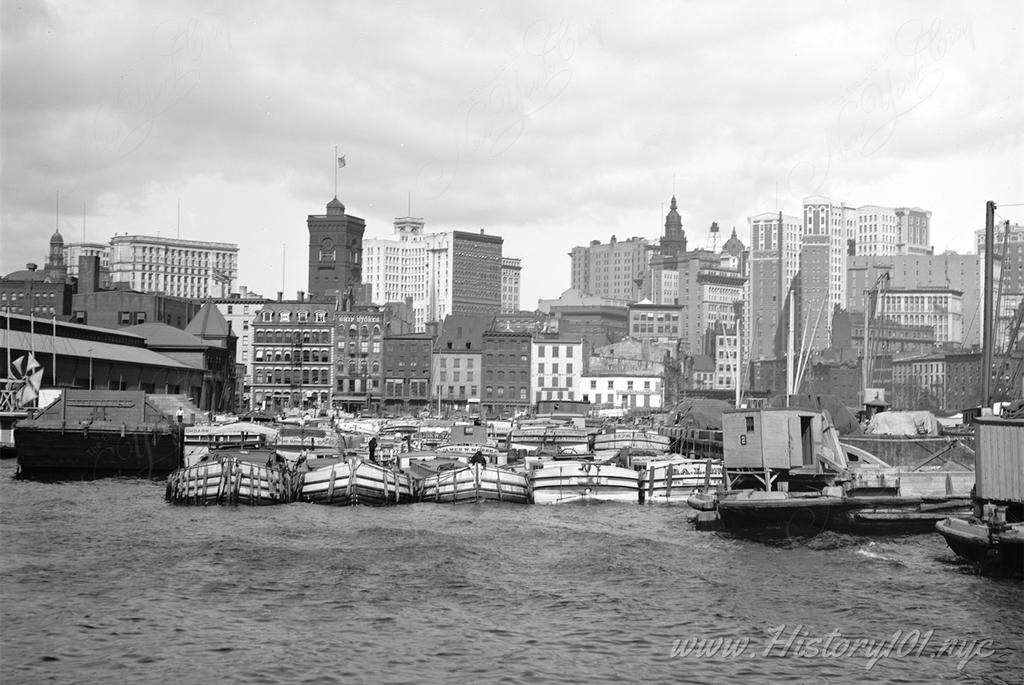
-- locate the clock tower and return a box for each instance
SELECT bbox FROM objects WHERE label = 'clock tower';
[307,196,366,299]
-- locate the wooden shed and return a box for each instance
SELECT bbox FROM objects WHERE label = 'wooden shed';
[722,408,848,491]
[974,416,1024,504]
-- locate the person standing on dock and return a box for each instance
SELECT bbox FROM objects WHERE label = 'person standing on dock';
[368,436,378,463]
[176,406,184,424]
[470,450,486,466]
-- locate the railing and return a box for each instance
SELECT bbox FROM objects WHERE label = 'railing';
[0,382,24,412]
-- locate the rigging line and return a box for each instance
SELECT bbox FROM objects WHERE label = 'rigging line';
[994,203,1024,207]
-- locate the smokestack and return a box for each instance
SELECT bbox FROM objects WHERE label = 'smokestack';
[78,255,100,294]
[297,290,305,302]
[277,291,283,302]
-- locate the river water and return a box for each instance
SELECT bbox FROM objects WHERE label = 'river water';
[1,459,1021,684]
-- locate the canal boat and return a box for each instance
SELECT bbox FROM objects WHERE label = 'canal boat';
[419,463,530,504]
[166,450,297,505]
[640,457,722,503]
[529,460,639,504]
[299,457,415,506]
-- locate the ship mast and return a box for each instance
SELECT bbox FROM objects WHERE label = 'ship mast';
[982,201,996,409]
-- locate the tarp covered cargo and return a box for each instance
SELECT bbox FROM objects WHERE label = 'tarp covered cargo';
[865,410,939,436]
[667,399,731,430]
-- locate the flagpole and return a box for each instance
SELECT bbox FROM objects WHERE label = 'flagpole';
[52,314,57,387]
[334,145,338,199]
[5,307,10,379]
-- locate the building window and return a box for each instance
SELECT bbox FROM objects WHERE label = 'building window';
[119,311,131,324]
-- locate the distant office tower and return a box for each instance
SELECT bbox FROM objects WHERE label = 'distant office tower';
[501,257,522,314]
[569,234,651,304]
[677,251,746,356]
[801,196,857,351]
[976,223,1024,352]
[43,229,68,283]
[854,205,932,257]
[307,197,365,299]
[895,207,932,255]
[747,212,803,360]
[64,242,112,289]
[363,215,429,329]
[847,253,981,348]
[363,218,504,330]
[426,230,503,322]
[109,235,238,299]
[855,205,901,256]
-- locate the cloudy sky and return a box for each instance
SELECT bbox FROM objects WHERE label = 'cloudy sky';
[2,1,1022,307]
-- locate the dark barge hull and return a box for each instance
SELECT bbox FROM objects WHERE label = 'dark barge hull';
[13,390,184,479]
[15,426,183,478]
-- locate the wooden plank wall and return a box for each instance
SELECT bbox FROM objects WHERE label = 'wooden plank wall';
[976,421,1024,503]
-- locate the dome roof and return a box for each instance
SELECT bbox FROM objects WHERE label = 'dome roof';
[50,229,64,245]
[723,227,745,255]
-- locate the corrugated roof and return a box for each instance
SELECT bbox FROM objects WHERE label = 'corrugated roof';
[1,329,199,369]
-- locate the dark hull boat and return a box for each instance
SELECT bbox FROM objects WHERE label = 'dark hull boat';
[15,390,184,479]
[936,516,1023,572]
[716,490,847,532]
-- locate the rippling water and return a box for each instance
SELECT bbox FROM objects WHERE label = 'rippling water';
[1,459,1021,684]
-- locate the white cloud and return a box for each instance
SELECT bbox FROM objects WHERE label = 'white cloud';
[2,0,1022,308]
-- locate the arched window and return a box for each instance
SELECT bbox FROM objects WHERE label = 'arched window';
[256,370,265,384]
[360,325,369,338]
[310,331,319,344]
[274,331,283,344]
[371,361,379,374]
[274,369,283,384]
[349,324,357,338]
[360,361,368,376]
[284,351,292,362]
[302,350,310,362]
[372,324,381,338]
[348,360,356,376]
[255,331,266,343]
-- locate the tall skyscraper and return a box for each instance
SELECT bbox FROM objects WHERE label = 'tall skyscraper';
[501,257,522,314]
[307,197,365,299]
[364,218,504,329]
[747,212,802,361]
[363,215,429,328]
[801,196,856,351]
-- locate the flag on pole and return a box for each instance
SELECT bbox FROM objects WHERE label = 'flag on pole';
[10,354,43,406]
[337,155,346,168]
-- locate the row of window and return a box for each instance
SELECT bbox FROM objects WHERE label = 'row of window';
[537,363,573,374]
[254,369,332,385]
[254,348,331,362]
[255,330,332,344]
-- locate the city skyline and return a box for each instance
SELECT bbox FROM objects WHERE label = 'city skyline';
[2,1,1022,308]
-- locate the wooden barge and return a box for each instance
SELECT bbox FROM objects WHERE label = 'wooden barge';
[15,390,184,478]
[166,451,297,505]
